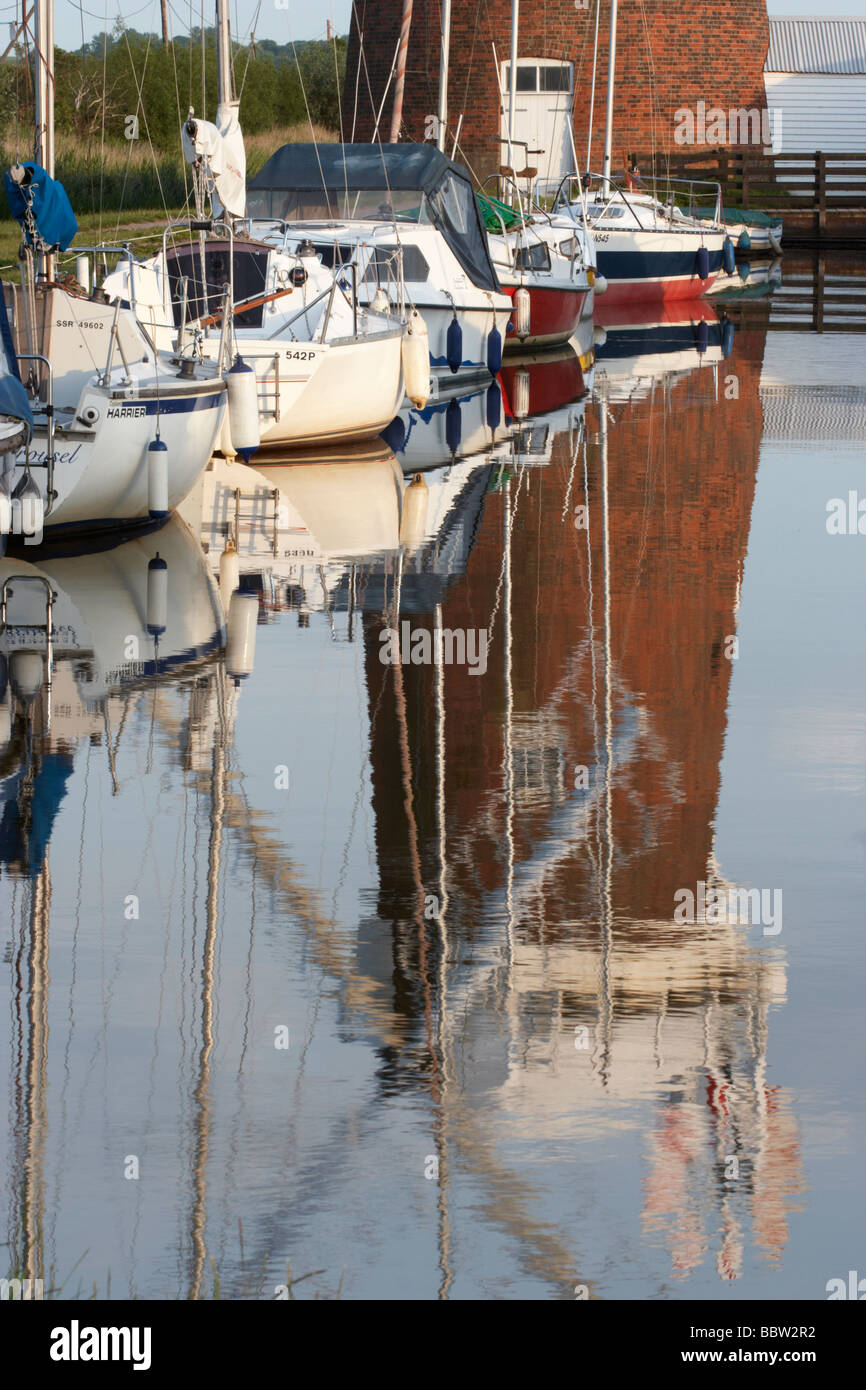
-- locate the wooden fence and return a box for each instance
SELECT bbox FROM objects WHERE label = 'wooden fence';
[629,151,866,236]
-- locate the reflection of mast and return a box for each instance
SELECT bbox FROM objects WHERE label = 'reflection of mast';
[15,858,51,1289]
[189,669,229,1299]
[10,856,51,1289]
[503,477,515,974]
[433,602,452,1300]
[593,393,614,1086]
[386,577,450,1293]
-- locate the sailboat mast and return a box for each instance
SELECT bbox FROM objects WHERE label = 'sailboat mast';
[215,0,235,106]
[437,0,451,152]
[601,0,617,197]
[507,0,519,171]
[34,0,54,178]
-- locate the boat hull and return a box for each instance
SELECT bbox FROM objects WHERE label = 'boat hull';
[5,383,225,534]
[238,330,406,449]
[417,301,513,380]
[594,229,726,304]
[500,284,591,351]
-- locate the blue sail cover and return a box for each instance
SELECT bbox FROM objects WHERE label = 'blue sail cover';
[0,289,33,441]
[4,161,78,252]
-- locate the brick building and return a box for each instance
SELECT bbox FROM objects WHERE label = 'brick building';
[344,0,771,186]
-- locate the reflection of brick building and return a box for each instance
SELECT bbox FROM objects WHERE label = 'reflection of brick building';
[363,325,767,941]
[345,1,770,182]
[355,325,806,1283]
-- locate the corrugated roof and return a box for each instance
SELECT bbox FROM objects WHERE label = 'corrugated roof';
[766,18,866,74]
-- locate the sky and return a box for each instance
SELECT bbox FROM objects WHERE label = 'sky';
[38,0,866,55]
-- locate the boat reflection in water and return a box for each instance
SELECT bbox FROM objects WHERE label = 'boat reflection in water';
[592,299,735,404]
[0,324,808,1299]
[0,515,256,1295]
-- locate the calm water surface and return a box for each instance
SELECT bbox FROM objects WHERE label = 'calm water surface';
[2,261,865,1300]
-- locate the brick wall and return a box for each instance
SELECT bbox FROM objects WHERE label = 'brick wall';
[344,0,770,181]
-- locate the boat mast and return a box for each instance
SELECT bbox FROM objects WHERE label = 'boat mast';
[436,0,451,152]
[34,0,54,178]
[32,0,54,282]
[389,0,413,142]
[601,0,617,198]
[507,0,519,172]
[215,0,235,107]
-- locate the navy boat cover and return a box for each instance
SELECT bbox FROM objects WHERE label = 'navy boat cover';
[4,161,78,252]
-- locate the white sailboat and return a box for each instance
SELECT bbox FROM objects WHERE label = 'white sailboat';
[482,0,597,351]
[100,1,417,452]
[553,0,732,306]
[246,142,513,385]
[1,1,228,538]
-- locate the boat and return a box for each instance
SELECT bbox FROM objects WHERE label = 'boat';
[699,208,783,257]
[246,142,513,383]
[482,194,595,352]
[553,0,731,304]
[98,1,414,452]
[0,0,228,539]
[476,0,597,352]
[2,271,227,538]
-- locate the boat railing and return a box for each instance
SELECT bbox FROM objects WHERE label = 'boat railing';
[265,261,360,344]
[552,171,652,230]
[552,171,723,229]
[632,174,724,227]
[14,351,55,515]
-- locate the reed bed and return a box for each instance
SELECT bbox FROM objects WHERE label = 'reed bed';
[0,124,338,224]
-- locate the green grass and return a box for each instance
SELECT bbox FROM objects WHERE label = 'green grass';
[0,124,339,272]
[0,208,186,275]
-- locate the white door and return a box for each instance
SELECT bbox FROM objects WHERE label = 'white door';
[501,59,574,196]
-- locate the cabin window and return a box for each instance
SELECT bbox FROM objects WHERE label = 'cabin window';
[365,245,430,283]
[515,242,551,272]
[309,242,356,268]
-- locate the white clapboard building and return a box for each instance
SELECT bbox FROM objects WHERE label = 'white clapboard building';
[764,16,866,153]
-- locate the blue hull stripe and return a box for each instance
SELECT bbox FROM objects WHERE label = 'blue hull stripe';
[106,391,223,417]
[597,248,724,282]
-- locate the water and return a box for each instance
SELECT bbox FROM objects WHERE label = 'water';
[2,257,864,1301]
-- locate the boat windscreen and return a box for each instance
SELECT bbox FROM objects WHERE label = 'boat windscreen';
[248,187,425,224]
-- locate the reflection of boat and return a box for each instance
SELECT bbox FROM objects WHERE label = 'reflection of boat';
[0,515,224,712]
[500,337,592,424]
[0,509,240,1299]
[383,379,513,471]
[0,513,226,891]
[706,258,782,300]
[592,300,733,402]
[182,447,497,622]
